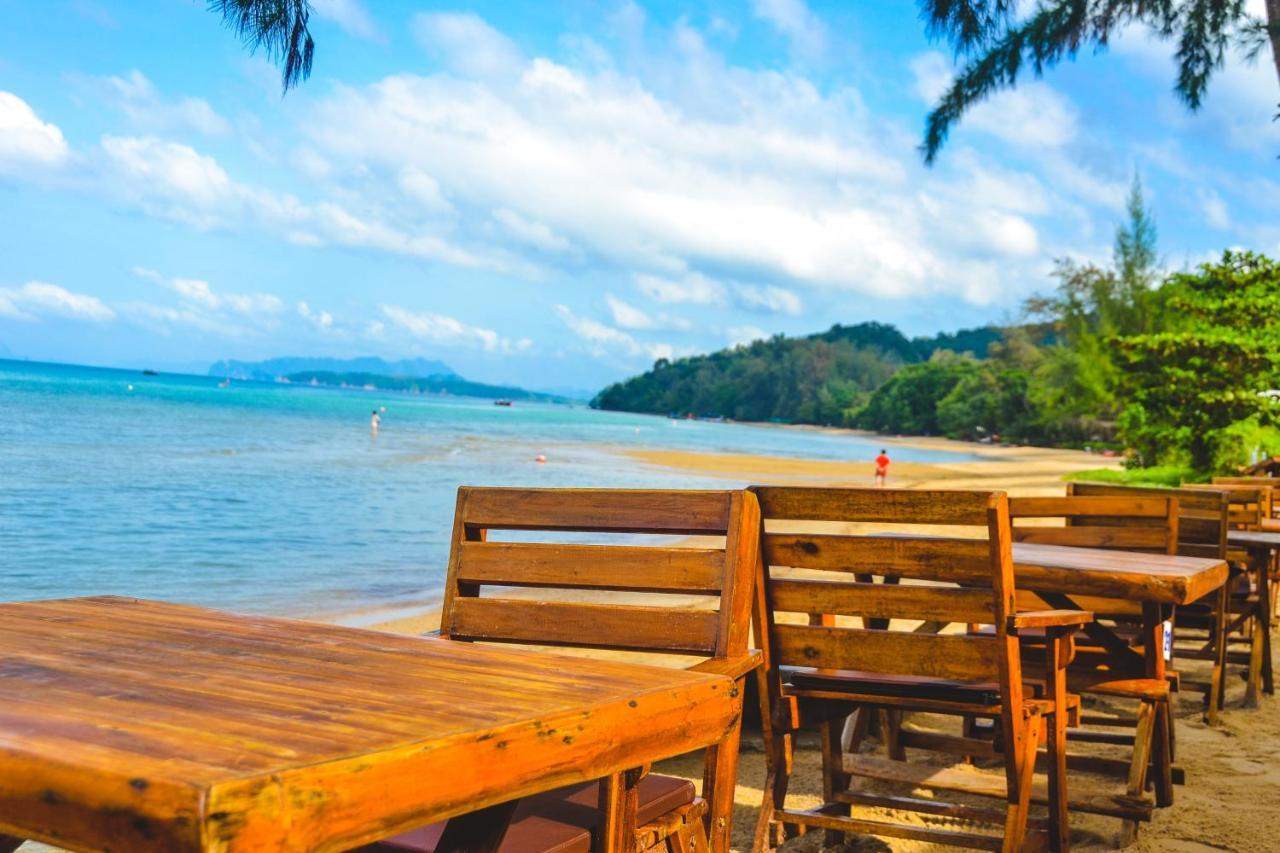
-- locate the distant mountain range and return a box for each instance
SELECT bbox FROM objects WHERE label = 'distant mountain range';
[209,356,456,382]
[208,355,576,403]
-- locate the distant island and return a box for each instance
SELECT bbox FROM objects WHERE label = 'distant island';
[209,356,456,382]
[208,355,571,403]
[285,370,570,403]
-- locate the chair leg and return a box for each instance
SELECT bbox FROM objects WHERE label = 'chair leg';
[1002,716,1040,853]
[754,732,793,852]
[1208,586,1228,724]
[1152,700,1174,808]
[882,709,905,761]
[1120,700,1156,847]
[702,709,743,853]
[819,718,849,846]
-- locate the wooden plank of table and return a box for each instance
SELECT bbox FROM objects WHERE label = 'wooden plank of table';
[1012,543,1228,605]
[0,597,739,853]
[1228,530,1280,549]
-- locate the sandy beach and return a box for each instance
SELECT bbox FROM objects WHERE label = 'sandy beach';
[335,436,1277,852]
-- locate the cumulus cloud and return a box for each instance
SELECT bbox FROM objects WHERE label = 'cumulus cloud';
[634,273,726,305]
[751,0,828,62]
[0,91,69,171]
[297,301,335,331]
[413,12,524,79]
[910,53,1078,149]
[381,304,515,351]
[556,304,674,361]
[99,71,229,135]
[125,267,286,336]
[734,283,802,315]
[311,0,381,41]
[728,325,770,347]
[0,282,114,322]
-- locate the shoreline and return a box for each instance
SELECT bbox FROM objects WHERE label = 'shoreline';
[319,438,1119,635]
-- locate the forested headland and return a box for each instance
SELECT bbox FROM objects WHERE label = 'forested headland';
[593,181,1280,476]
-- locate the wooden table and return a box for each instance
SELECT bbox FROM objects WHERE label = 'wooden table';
[1227,530,1277,701]
[1012,541,1228,682]
[0,597,740,853]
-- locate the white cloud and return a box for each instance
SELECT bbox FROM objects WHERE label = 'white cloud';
[126,267,285,336]
[751,0,828,61]
[728,325,769,346]
[634,273,726,305]
[311,0,381,40]
[556,304,673,361]
[100,71,229,135]
[413,12,524,79]
[297,300,335,330]
[0,282,114,322]
[910,52,1078,150]
[0,91,69,171]
[1201,191,1231,229]
[381,304,508,351]
[493,208,574,253]
[169,277,220,308]
[734,283,802,314]
[606,295,655,329]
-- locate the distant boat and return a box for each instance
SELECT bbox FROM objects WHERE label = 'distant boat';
[142,369,158,376]
[217,378,231,388]
[494,399,513,407]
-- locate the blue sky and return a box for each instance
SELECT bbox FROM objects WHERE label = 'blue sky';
[1,0,1278,393]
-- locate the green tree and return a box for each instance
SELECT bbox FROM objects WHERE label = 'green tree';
[1115,250,1280,471]
[919,0,1280,162]
[1024,176,1163,433]
[855,353,979,435]
[209,0,315,93]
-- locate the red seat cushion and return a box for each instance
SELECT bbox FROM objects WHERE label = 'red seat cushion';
[364,774,696,853]
[787,668,1003,706]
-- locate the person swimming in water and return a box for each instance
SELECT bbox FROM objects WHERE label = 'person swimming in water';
[370,409,381,436]
[874,449,890,487]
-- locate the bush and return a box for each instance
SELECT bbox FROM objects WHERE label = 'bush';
[1064,464,1200,487]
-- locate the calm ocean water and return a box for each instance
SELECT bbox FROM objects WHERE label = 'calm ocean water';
[0,359,982,618]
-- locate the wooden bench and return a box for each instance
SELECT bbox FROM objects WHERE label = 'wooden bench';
[749,487,1087,852]
[1008,495,1179,841]
[364,487,761,853]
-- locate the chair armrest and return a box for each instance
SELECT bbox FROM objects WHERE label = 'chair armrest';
[1008,610,1092,631]
[686,651,763,680]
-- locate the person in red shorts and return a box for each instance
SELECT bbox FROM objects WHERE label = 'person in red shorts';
[874,449,890,487]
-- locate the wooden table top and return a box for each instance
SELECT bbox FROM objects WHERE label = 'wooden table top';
[0,597,738,852]
[1228,529,1280,548]
[1012,542,1228,604]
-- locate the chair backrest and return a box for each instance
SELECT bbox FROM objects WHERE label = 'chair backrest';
[439,487,759,660]
[749,486,1019,692]
[1067,482,1229,559]
[1213,477,1279,518]
[1008,495,1178,554]
[1194,483,1269,529]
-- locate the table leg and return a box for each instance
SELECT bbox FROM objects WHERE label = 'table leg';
[435,800,519,853]
[598,768,640,853]
[1259,549,1274,695]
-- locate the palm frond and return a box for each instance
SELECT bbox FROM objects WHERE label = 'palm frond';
[208,0,314,94]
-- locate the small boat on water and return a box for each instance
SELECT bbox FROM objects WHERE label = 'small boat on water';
[142,369,158,376]
[494,399,513,407]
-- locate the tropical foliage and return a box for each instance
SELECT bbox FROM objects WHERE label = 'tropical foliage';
[595,179,1280,475]
[209,0,315,93]
[919,0,1280,162]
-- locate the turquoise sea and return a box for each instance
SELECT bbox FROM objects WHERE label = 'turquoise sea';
[0,359,984,619]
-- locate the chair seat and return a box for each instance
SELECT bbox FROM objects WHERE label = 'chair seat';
[363,775,696,853]
[788,668,1003,706]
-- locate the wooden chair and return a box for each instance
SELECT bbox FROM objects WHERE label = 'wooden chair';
[1187,483,1274,699]
[750,487,1087,852]
[1008,495,1179,841]
[363,487,761,853]
[1213,476,1280,621]
[1066,483,1244,719]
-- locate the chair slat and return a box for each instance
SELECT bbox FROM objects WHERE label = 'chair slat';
[774,624,1000,681]
[752,487,993,526]
[1009,496,1170,518]
[456,542,725,594]
[448,598,721,654]
[769,579,996,624]
[461,488,732,534]
[763,533,991,583]
[1011,526,1171,550]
